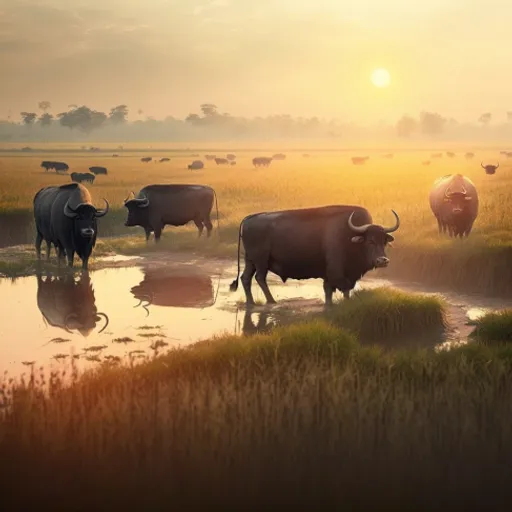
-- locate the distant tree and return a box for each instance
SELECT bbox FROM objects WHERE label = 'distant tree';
[57,106,107,133]
[478,112,492,125]
[395,115,418,137]
[419,111,446,135]
[39,113,54,127]
[200,104,218,117]
[38,101,51,113]
[185,113,201,125]
[20,112,37,126]
[109,105,129,124]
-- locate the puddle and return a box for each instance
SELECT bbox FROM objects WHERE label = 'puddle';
[0,257,511,380]
[98,254,142,263]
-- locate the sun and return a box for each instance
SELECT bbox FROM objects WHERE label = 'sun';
[371,68,391,88]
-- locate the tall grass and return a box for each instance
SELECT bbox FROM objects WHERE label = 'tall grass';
[470,309,512,344]
[0,150,511,293]
[2,317,512,509]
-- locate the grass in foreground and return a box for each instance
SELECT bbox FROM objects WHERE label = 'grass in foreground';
[470,309,512,344]
[1,291,511,509]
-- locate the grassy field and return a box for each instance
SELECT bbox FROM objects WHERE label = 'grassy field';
[2,293,512,509]
[0,147,511,294]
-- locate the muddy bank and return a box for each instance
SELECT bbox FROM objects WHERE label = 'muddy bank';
[1,252,510,380]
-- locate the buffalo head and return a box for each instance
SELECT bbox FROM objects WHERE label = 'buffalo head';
[443,183,473,216]
[348,210,400,269]
[481,162,499,175]
[124,192,150,227]
[64,198,109,238]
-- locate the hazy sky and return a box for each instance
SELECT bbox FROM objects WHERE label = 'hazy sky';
[1,0,511,123]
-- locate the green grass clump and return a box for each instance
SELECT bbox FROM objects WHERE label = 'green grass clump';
[324,288,447,342]
[469,309,512,344]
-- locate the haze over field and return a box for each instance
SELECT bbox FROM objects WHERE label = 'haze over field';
[1,0,512,127]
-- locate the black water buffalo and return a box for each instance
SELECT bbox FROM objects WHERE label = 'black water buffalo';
[429,174,478,238]
[253,157,272,167]
[124,184,218,242]
[160,157,170,163]
[446,152,455,158]
[422,160,431,166]
[131,269,214,308]
[188,160,204,170]
[229,206,400,305]
[36,271,109,337]
[89,166,107,175]
[71,172,95,184]
[141,157,152,163]
[272,153,286,160]
[481,162,499,175]
[34,183,109,269]
[41,161,69,172]
[112,154,119,157]
[215,157,229,165]
[351,156,369,165]
[465,152,475,159]
[205,155,216,161]
[226,154,236,161]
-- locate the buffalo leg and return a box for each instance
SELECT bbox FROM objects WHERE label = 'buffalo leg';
[82,258,89,271]
[194,219,204,237]
[35,232,43,259]
[204,216,213,238]
[67,250,74,268]
[46,241,52,261]
[144,229,152,242]
[154,226,162,243]
[241,260,256,305]
[255,268,276,304]
[437,219,443,234]
[343,290,351,300]
[323,280,334,305]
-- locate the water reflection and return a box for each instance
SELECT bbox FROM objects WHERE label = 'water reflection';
[36,270,109,337]
[242,310,277,336]
[130,268,216,309]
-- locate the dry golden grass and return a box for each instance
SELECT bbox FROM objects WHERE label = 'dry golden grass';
[0,148,511,291]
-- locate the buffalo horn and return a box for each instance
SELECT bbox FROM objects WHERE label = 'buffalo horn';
[95,199,109,218]
[96,313,109,333]
[481,162,485,169]
[383,210,400,233]
[496,162,500,170]
[348,212,371,234]
[64,312,79,333]
[63,199,78,218]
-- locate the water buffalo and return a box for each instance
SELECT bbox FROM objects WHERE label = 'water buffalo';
[272,153,286,160]
[431,153,443,158]
[71,172,95,184]
[41,161,69,172]
[446,152,455,158]
[229,206,400,305]
[226,154,236,161]
[141,157,152,163]
[205,155,216,161]
[422,160,431,166]
[465,152,475,159]
[253,157,272,167]
[188,160,204,170]
[131,269,214,308]
[351,156,369,165]
[36,271,109,337]
[34,183,109,269]
[89,166,107,175]
[112,154,119,157]
[124,184,218,242]
[429,174,478,238]
[481,162,499,175]
[160,157,170,163]
[230,161,236,166]
[215,157,229,165]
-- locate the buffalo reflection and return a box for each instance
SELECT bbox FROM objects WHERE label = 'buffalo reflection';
[36,270,109,337]
[242,310,277,335]
[130,269,215,309]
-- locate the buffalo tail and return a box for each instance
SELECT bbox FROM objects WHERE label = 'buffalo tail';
[229,218,244,292]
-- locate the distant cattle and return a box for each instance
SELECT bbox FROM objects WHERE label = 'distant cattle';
[383,153,394,159]
[71,172,95,184]
[272,153,286,160]
[159,157,170,163]
[141,157,152,163]
[188,160,204,170]
[422,161,431,166]
[41,161,69,173]
[431,153,443,158]
[205,155,216,161]
[226,154,236,161]
[89,166,107,175]
[351,156,369,166]
[429,174,478,238]
[302,154,310,158]
[499,151,509,155]
[253,157,273,167]
[21,147,32,152]
[215,157,229,165]
[230,161,236,166]
[465,152,475,159]
[446,152,455,158]
[89,147,101,152]
[506,152,512,158]
[112,154,119,158]
[481,162,499,175]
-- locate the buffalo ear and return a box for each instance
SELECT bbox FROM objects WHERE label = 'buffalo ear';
[351,236,365,244]
[386,234,395,243]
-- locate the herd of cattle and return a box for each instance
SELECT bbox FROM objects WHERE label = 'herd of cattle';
[32,150,504,305]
